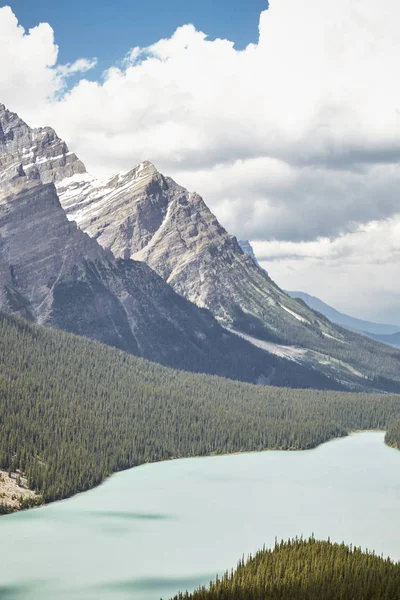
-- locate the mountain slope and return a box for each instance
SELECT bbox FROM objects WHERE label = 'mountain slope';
[58,161,400,392]
[286,290,400,336]
[1,311,400,508]
[0,103,344,387]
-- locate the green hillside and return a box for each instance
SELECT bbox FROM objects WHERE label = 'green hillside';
[171,538,400,600]
[1,311,400,511]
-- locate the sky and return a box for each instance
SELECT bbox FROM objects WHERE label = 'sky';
[1,0,400,323]
[8,0,267,70]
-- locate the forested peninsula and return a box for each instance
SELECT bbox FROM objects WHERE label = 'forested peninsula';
[170,538,400,600]
[1,311,400,514]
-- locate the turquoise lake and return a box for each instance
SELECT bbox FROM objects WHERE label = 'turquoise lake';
[0,431,399,600]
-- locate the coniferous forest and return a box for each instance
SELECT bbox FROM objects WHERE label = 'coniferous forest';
[170,538,400,600]
[1,311,400,508]
[385,419,400,448]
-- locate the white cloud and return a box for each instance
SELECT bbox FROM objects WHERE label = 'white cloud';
[57,58,98,78]
[0,6,96,111]
[172,159,400,242]
[0,6,60,110]
[1,1,400,319]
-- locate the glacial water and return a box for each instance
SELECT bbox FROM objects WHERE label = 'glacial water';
[0,431,399,600]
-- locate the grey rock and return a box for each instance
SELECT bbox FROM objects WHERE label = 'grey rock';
[0,103,85,186]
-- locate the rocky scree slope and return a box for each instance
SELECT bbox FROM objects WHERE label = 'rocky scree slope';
[0,103,341,387]
[58,160,400,392]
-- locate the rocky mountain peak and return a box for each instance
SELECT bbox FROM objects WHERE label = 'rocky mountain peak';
[107,160,159,186]
[57,159,186,258]
[0,103,85,187]
[57,160,280,322]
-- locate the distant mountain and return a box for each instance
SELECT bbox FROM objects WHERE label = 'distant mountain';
[362,331,400,348]
[0,102,344,387]
[57,160,400,393]
[286,291,400,336]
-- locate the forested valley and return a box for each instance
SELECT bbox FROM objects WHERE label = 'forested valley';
[1,311,400,512]
[170,537,400,600]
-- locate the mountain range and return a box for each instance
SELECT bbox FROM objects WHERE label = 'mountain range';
[286,291,400,347]
[57,152,400,392]
[2,102,400,392]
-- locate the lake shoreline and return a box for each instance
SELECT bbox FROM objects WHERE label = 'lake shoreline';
[1,428,393,517]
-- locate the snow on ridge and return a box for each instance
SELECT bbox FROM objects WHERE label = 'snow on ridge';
[57,163,158,222]
[34,152,72,165]
[57,172,96,186]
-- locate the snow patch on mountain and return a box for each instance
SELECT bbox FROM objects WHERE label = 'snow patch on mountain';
[280,304,311,324]
[228,329,307,362]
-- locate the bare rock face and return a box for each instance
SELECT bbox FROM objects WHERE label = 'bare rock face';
[0,104,85,186]
[57,162,337,344]
[0,178,139,353]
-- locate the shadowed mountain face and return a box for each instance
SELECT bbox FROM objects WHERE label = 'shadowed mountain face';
[57,158,400,392]
[0,103,345,388]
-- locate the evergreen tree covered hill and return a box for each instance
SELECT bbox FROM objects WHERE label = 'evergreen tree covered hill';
[170,538,400,600]
[1,311,400,508]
